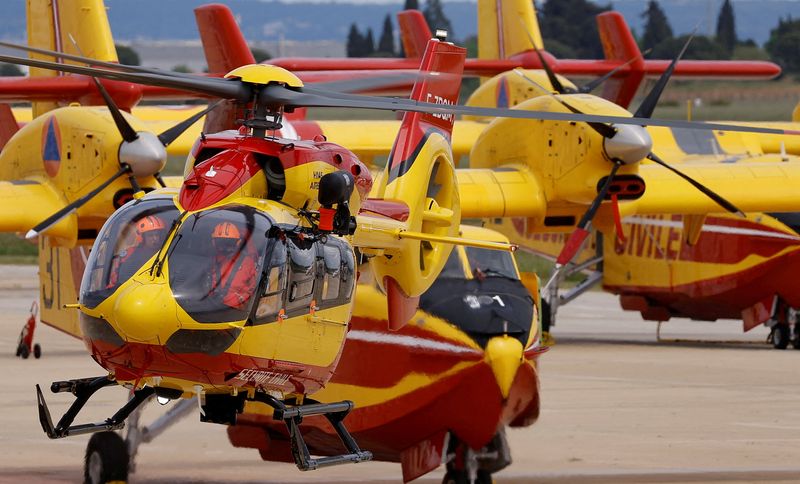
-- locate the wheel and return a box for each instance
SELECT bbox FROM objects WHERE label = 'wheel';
[33,344,42,359]
[442,469,493,484]
[772,324,790,350]
[15,343,21,357]
[19,344,29,359]
[84,431,129,484]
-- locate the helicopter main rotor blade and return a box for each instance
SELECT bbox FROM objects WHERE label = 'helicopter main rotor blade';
[513,70,618,138]
[646,152,744,216]
[26,165,131,239]
[0,53,250,101]
[0,40,203,81]
[0,52,797,138]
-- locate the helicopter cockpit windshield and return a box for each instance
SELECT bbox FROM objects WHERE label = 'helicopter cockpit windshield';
[167,205,271,323]
[420,243,534,348]
[81,197,180,309]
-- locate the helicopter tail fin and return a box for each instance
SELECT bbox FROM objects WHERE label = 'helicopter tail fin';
[194,3,257,132]
[596,12,646,108]
[194,4,256,73]
[362,39,465,330]
[397,10,432,59]
[27,0,118,116]
[477,0,543,60]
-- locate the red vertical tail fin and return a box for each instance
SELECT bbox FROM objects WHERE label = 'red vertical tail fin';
[368,39,466,330]
[596,12,645,109]
[397,10,432,59]
[385,39,465,181]
[194,4,256,73]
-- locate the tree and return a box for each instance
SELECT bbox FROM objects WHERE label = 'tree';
[364,28,376,57]
[651,34,727,60]
[377,14,396,56]
[172,64,193,73]
[251,47,271,63]
[423,0,453,39]
[0,63,23,76]
[765,16,800,73]
[115,44,140,66]
[404,0,419,10]
[715,0,737,57]
[539,0,611,59]
[640,0,673,53]
[346,23,365,57]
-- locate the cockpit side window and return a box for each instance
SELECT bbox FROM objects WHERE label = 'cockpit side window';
[465,246,519,280]
[317,236,356,308]
[285,237,316,314]
[254,241,288,324]
[80,198,180,309]
[438,248,468,279]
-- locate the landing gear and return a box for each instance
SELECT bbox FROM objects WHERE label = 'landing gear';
[767,299,799,350]
[771,323,790,349]
[255,394,372,470]
[442,429,510,484]
[84,431,129,484]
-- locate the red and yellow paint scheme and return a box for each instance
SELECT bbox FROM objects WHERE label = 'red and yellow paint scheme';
[230,225,544,482]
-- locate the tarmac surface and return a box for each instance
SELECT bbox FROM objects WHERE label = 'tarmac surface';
[0,265,799,483]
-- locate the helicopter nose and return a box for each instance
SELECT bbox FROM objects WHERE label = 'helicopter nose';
[603,124,653,165]
[112,282,176,343]
[485,335,524,400]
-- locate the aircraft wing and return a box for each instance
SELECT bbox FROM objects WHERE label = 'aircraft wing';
[628,162,800,216]
[0,180,65,233]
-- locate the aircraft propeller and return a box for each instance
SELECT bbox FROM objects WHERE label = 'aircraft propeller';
[518,30,750,293]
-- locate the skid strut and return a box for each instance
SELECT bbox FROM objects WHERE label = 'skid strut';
[255,394,372,471]
[36,376,154,439]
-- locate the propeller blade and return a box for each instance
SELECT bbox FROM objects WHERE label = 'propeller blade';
[25,165,131,239]
[579,48,652,94]
[64,34,138,143]
[157,100,224,147]
[517,18,568,94]
[647,152,744,216]
[513,70,617,139]
[1,52,798,138]
[575,162,623,232]
[634,32,696,119]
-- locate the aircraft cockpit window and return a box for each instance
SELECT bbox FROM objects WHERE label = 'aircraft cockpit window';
[465,246,518,280]
[436,249,468,279]
[80,198,180,309]
[168,205,271,323]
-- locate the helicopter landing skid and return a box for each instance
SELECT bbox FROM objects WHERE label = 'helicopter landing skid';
[255,393,373,471]
[35,376,155,439]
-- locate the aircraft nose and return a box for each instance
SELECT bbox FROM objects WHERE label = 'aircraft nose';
[112,282,175,343]
[603,124,653,165]
[485,335,524,400]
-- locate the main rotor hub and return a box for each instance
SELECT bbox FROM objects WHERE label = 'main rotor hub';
[224,64,304,88]
[603,124,653,165]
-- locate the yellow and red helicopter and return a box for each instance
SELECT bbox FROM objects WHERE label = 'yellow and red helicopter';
[3,3,800,482]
